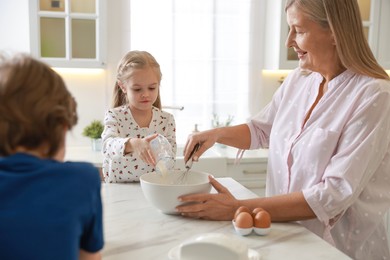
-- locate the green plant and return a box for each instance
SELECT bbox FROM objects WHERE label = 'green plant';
[82,120,104,139]
[211,114,234,128]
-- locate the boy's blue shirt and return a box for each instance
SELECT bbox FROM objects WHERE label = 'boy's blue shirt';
[0,153,104,260]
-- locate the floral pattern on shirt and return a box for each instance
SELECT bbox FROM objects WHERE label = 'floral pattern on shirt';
[102,106,176,183]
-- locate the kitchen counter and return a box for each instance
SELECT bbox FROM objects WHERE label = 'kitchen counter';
[65,145,268,167]
[101,178,351,259]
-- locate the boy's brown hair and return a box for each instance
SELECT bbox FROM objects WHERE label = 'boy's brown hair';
[0,53,78,157]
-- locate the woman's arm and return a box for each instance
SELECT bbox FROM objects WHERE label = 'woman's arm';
[176,176,316,221]
[241,191,316,222]
[215,124,251,149]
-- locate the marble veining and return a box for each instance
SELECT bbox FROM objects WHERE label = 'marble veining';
[100,178,351,259]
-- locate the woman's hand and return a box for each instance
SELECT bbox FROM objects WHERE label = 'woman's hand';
[125,133,159,165]
[183,129,219,162]
[183,124,251,162]
[176,176,240,220]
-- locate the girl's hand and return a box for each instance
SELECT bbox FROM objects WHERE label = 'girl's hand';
[128,134,159,165]
[176,176,240,220]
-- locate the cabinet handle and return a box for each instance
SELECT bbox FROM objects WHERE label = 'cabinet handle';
[243,170,267,174]
[243,183,266,189]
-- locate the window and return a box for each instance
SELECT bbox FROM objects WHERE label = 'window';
[130,0,264,144]
[29,0,106,68]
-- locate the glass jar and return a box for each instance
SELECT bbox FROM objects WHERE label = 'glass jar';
[150,134,175,174]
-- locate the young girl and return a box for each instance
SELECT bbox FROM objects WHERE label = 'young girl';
[102,50,177,183]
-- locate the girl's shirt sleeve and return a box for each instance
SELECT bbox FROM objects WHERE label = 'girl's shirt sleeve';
[165,113,177,156]
[102,109,131,159]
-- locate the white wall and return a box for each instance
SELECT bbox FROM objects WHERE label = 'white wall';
[64,0,133,146]
[0,0,283,147]
[0,0,30,52]
[58,69,108,146]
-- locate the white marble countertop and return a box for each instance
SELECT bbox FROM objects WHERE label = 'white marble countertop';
[101,178,350,259]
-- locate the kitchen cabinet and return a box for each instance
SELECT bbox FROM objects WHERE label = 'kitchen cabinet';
[359,0,390,69]
[223,149,269,197]
[264,0,387,69]
[385,212,390,248]
[264,0,297,70]
[227,161,267,197]
[375,0,390,68]
[29,0,106,68]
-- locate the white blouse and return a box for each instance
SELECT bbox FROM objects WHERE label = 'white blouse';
[248,68,390,260]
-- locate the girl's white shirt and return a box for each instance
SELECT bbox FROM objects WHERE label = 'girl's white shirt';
[102,106,176,183]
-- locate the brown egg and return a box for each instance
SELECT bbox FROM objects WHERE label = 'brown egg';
[234,206,251,220]
[234,212,253,229]
[251,207,265,218]
[254,211,271,228]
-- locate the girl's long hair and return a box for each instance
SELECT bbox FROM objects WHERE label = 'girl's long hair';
[112,50,162,109]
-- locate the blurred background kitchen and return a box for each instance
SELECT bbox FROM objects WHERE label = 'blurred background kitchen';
[0,0,389,147]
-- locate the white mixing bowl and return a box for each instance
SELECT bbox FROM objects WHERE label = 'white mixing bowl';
[140,170,212,214]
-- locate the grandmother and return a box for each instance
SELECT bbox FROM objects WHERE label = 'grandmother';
[177,0,390,259]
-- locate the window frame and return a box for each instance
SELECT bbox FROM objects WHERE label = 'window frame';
[29,0,106,68]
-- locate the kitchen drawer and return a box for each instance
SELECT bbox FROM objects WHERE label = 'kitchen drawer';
[237,177,266,188]
[227,162,267,179]
[227,162,267,193]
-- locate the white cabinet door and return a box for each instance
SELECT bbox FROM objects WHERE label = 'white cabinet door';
[384,211,390,248]
[264,0,385,70]
[376,0,390,68]
[227,162,267,197]
[29,0,106,68]
[264,0,298,70]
